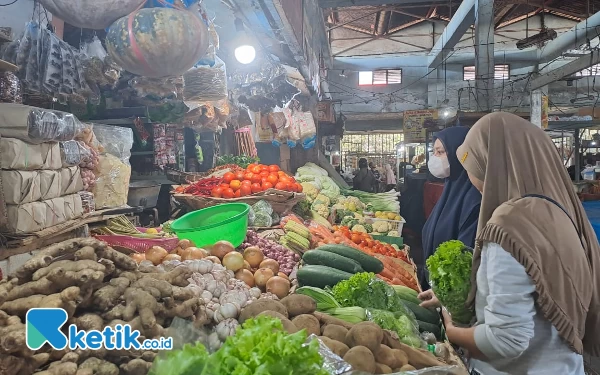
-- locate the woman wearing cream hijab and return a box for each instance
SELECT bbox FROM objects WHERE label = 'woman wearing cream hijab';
[419,112,600,374]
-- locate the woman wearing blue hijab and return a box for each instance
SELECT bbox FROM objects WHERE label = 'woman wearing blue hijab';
[421,127,481,285]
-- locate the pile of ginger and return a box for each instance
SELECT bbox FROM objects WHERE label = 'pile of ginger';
[0,238,211,375]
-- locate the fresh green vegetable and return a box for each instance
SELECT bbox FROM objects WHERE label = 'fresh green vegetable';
[391,285,421,305]
[366,309,422,348]
[296,286,341,311]
[150,316,329,375]
[149,342,209,375]
[426,240,474,325]
[161,220,175,234]
[331,272,408,312]
[303,250,364,274]
[400,300,440,325]
[416,319,442,339]
[327,307,367,323]
[297,265,353,288]
[216,155,260,169]
[341,188,400,212]
[316,244,384,273]
[206,316,328,375]
[292,200,312,219]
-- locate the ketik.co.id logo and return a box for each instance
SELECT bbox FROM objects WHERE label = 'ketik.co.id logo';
[26,308,172,351]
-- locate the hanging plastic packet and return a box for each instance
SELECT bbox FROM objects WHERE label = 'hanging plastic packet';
[24,22,41,92]
[15,22,34,74]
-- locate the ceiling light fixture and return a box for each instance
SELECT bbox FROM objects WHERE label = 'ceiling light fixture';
[234,18,256,65]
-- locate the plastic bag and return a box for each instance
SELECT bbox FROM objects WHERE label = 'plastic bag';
[24,22,41,92]
[312,335,463,375]
[365,308,424,349]
[92,124,134,163]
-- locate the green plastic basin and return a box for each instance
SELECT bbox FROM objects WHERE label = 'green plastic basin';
[171,203,250,248]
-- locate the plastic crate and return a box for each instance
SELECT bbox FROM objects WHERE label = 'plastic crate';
[371,234,404,247]
[365,217,406,234]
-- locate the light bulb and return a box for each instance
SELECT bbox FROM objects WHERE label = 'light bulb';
[235,45,256,64]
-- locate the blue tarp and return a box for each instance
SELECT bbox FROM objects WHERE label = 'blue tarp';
[583,200,600,239]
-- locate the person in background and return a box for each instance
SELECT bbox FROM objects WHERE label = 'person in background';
[353,158,376,192]
[383,164,397,191]
[421,127,481,286]
[369,162,381,192]
[420,112,600,374]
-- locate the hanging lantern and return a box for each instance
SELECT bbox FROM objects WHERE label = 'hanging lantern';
[106,7,209,77]
[38,0,146,30]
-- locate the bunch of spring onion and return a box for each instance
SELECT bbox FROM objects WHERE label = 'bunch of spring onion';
[341,189,401,213]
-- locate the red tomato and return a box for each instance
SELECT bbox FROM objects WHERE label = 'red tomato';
[351,233,362,244]
[223,172,235,183]
[262,181,274,190]
[288,183,297,192]
[220,183,230,190]
[251,174,262,184]
[234,171,245,181]
[222,188,235,199]
[295,183,303,193]
[259,164,269,172]
[267,174,278,184]
[241,179,252,187]
[234,190,241,198]
[268,165,280,173]
[243,172,254,182]
[240,185,252,196]
[259,171,269,177]
[251,183,263,194]
[279,176,291,185]
[211,187,223,198]
[230,180,242,191]
[247,163,258,171]
[275,182,286,191]
[250,165,262,174]
[277,171,287,177]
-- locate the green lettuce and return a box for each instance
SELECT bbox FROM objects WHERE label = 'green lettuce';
[426,240,474,325]
[331,272,407,313]
[149,316,328,375]
[149,343,208,375]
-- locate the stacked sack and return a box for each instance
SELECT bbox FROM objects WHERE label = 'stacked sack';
[0,103,85,234]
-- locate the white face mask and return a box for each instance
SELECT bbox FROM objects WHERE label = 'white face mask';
[428,155,451,179]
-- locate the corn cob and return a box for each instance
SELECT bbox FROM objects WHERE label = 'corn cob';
[280,238,306,254]
[284,221,311,239]
[285,232,310,250]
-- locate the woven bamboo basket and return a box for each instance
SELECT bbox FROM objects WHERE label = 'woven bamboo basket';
[173,189,306,215]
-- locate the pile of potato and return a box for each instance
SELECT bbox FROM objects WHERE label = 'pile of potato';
[235,294,454,374]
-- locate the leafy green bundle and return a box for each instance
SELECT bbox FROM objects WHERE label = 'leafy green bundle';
[426,240,474,325]
[149,316,328,375]
[331,272,407,313]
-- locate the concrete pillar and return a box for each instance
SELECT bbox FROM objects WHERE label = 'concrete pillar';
[474,0,494,112]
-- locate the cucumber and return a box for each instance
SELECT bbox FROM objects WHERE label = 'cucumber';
[417,320,442,339]
[303,250,364,274]
[400,299,440,325]
[297,265,353,288]
[316,244,384,273]
[392,285,421,305]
